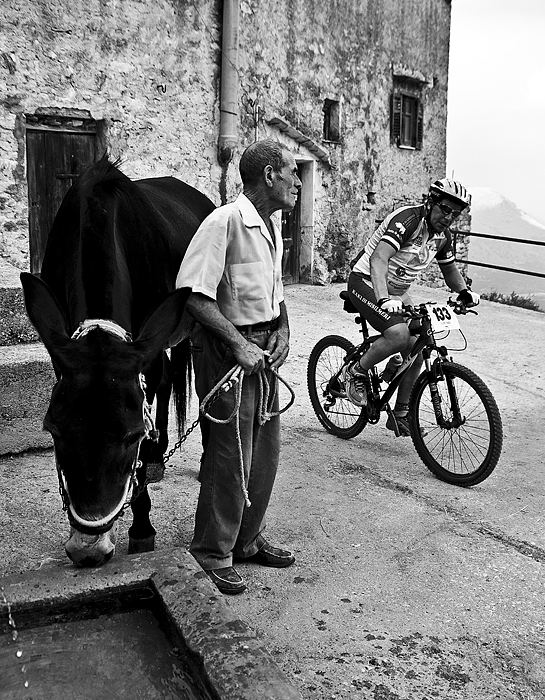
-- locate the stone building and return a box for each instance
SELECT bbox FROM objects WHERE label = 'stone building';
[1,0,458,285]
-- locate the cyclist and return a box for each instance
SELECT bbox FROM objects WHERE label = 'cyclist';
[346,178,480,435]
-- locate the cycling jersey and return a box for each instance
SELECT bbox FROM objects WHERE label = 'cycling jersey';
[352,204,455,295]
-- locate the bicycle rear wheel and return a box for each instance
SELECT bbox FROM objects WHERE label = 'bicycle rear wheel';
[409,361,503,486]
[307,335,368,439]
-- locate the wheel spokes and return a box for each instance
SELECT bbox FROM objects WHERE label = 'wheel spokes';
[417,373,493,475]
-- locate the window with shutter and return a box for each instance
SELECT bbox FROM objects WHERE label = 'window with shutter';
[416,101,424,149]
[390,77,424,150]
[390,94,402,145]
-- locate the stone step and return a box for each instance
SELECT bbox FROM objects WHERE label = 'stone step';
[0,343,54,455]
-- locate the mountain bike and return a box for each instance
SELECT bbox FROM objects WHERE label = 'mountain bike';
[307,291,503,486]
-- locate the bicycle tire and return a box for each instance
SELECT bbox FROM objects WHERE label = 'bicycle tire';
[307,335,368,439]
[409,361,503,486]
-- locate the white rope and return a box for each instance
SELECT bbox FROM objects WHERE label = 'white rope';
[199,365,295,508]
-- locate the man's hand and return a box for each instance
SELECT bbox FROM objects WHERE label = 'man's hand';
[266,328,290,370]
[233,340,268,374]
[457,289,480,307]
[380,297,403,313]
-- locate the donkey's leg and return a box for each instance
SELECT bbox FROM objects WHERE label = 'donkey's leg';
[128,463,156,553]
[142,352,171,482]
[148,352,172,476]
[128,354,172,554]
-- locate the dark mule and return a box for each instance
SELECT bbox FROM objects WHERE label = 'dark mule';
[21,156,215,566]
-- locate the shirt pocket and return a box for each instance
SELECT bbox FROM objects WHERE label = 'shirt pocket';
[228,261,266,300]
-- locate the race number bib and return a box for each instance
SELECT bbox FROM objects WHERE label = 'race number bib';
[426,303,460,332]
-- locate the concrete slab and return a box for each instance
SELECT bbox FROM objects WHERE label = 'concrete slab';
[0,548,303,700]
[1,283,544,698]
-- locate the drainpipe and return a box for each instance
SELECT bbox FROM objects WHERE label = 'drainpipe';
[218,0,240,167]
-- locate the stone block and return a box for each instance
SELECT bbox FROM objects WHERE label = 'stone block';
[0,344,54,455]
[0,259,38,345]
[0,548,303,700]
[0,287,39,345]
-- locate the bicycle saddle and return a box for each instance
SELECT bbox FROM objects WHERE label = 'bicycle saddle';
[339,290,358,314]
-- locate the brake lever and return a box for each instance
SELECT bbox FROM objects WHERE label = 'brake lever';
[451,304,478,316]
[448,297,478,316]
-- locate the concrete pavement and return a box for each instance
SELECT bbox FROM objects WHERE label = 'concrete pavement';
[1,282,544,699]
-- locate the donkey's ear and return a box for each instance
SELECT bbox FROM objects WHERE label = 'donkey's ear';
[132,287,192,365]
[20,273,72,356]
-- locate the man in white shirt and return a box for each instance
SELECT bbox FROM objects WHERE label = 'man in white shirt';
[176,139,301,594]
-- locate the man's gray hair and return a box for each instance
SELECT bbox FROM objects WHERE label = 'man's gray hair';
[239,139,290,186]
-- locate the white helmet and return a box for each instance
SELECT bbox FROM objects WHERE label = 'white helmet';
[429,178,471,209]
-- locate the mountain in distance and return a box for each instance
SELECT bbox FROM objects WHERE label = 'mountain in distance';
[464,188,545,311]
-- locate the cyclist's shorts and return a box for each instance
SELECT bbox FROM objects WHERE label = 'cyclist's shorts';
[348,271,407,334]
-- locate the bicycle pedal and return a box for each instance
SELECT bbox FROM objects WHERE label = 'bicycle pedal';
[385,407,402,437]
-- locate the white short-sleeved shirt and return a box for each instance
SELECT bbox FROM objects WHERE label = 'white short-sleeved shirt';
[176,193,284,326]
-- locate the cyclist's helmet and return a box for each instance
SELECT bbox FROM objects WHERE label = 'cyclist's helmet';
[429,178,471,209]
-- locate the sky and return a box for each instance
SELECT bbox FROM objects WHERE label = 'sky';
[447,0,545,223]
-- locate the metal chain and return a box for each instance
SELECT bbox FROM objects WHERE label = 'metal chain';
[58,481,69,513]
[162,415,202,466]
[161,382,226,466]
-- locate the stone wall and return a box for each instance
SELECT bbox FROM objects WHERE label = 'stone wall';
[0,0,456,283]
[1,0,222,270]
[237,0,454,283]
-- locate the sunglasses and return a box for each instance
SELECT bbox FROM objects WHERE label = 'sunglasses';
[435,202,464,219]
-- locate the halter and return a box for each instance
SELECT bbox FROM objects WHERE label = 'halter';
[55,319,153,534]
[71,318,133,342]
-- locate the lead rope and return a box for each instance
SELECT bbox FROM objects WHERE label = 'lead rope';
[200,365,295,507]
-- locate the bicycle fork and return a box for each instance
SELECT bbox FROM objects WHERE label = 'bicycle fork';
[425,356,465,430]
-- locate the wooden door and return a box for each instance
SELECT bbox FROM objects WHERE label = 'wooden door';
[27,130,97,272]
[281,165,302,284]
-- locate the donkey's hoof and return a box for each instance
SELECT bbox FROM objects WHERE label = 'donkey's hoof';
[128,534,156,554]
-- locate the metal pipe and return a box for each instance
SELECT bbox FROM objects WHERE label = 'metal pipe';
[453,230,545,247]
[455,259,545,279]
[218,0,240,166]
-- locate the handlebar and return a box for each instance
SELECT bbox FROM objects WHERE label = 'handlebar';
[401,298,478,320]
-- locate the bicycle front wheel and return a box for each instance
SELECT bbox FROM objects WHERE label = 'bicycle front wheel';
[307,335,368,439]
[409,362,503,486]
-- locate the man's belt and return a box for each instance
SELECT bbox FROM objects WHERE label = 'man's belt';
[236,317,279,335]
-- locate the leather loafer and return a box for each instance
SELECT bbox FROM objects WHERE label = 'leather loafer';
[206,566,246,594]
[235,542,295,568]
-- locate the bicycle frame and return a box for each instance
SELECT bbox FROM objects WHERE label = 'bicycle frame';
[309,292,503,485]
[336,302,458,427]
